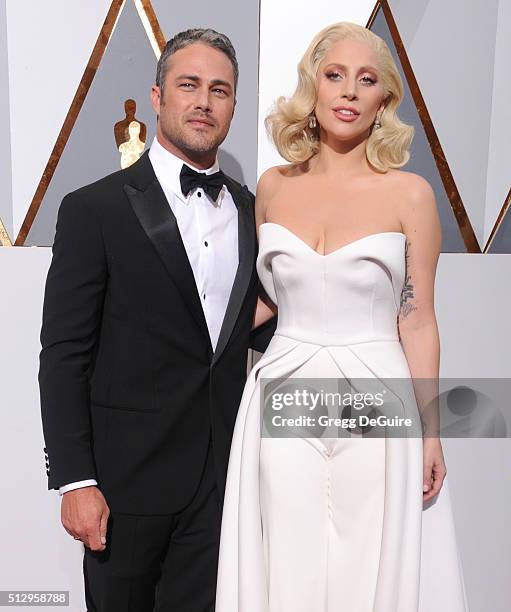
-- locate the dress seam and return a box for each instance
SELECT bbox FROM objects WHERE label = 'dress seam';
[273,333,400,348]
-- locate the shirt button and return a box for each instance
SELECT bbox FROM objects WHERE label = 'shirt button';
[197,191,202,198]
[204,241,208,247]
[203,293,206,300]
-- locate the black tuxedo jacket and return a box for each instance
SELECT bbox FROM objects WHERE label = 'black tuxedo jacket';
[39,150,276,514]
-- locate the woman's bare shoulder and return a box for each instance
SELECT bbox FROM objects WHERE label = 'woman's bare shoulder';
[256,164,302,221]
[388,169,435,200]
[257,162,308,193]
[388,170,440,243]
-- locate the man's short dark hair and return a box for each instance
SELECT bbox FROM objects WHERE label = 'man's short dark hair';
[156,28,239,96]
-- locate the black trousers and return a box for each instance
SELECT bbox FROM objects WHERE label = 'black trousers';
[84,438,221,611]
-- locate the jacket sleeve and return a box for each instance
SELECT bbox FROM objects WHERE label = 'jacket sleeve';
[39,191,107,490]
[249,315,277,353]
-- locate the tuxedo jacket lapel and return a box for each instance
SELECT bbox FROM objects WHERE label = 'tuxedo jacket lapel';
[123,151,212,349]
[212,178,256,366]
[123,151,256,363]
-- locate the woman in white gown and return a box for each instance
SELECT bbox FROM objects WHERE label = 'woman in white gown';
[215,22,468,611]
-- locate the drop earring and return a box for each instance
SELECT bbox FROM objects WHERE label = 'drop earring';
[308,114,317,129]
[373,115,382,129]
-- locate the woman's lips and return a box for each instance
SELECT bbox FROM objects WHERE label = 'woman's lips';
[332,109,359,122]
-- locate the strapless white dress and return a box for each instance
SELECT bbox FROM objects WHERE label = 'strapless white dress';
[215,223,469,612]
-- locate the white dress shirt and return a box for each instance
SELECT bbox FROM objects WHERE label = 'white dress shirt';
[59,137,239,495]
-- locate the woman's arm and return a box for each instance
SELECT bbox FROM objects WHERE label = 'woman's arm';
[397,174,445,501]
[251,168,279,330]
[253,292,277,329]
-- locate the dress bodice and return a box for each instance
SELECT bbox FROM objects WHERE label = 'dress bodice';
[257,223,406,346]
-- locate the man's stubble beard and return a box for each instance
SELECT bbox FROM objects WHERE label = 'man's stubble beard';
[159,113,228,158]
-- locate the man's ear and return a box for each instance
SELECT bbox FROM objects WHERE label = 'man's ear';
[151,84,162,116]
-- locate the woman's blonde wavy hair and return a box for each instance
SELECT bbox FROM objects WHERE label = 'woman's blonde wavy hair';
[265,22,414,173]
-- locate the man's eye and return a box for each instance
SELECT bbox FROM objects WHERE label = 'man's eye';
[180,83,194,88]
[213,88,227,95]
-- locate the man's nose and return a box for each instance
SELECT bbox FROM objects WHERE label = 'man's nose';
[194,86,212,111]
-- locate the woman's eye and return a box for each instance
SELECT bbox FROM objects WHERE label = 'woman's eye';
[326,72,376,85]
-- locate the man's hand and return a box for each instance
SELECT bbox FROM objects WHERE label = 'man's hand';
[61,486,110,551]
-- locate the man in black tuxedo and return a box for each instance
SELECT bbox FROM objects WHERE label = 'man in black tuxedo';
[39,28,275,611]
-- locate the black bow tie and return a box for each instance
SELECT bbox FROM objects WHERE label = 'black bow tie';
[179,164,225,202]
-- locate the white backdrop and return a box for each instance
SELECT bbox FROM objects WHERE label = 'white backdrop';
[0,249,85,610]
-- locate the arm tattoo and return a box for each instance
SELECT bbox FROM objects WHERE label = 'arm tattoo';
[400,240,418,319]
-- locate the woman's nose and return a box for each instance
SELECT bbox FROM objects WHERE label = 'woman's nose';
[341,87,357,100]
[340,79,358,99]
